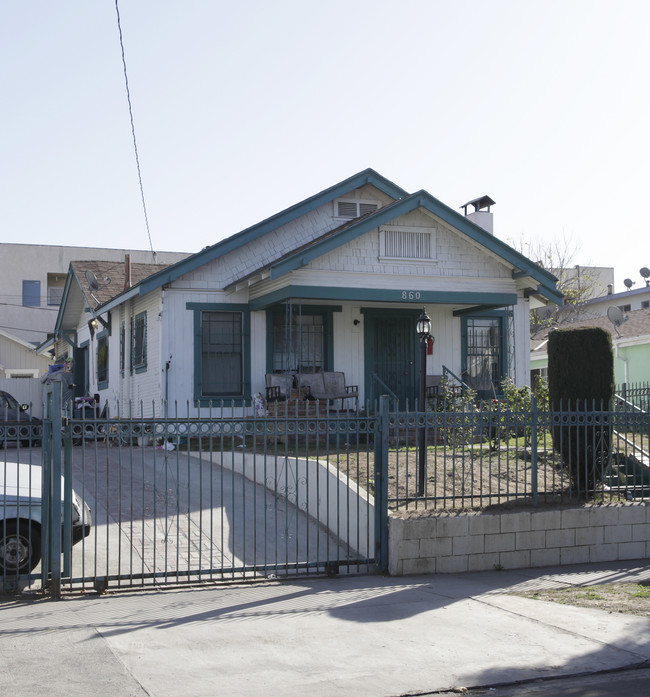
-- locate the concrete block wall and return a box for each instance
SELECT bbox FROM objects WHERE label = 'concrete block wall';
[388,504,650,575]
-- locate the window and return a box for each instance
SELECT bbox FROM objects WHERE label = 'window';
[380,225,436,261]
[120,322,125,376]
[334,198,380,219]
[618,304,631,312]
[201,311,243,397]
[271,312,326,373]
[642,301,650,309]
[131,312,147,373]
[22,280,41,307]
[189,303,250,405]
[97,333,109,389]
[462,316,505,399]
[47,273,65,306]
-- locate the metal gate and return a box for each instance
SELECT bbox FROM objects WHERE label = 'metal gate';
[33,388,387,595]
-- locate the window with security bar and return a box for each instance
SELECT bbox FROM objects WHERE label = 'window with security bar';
[201,311,243,396]
[272,312,325,374]
[464,317,503,399]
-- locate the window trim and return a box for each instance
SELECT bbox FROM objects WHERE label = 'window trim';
[96,330,109,391]
[461,312,507,398]
[120,321,125,377]
[131,311,147,374]
[379,224,437,262]
[187,303,251,407]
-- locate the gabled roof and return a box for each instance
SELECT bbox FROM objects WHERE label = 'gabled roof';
[62,169,561,316]
[136,168,408,296]
[72,260,170,308]
[54,260,171,335]
[264,190,561,304]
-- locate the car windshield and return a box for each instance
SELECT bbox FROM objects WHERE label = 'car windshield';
[0,392,21,411]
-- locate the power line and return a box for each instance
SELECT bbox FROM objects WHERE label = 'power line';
[114,0,157,263]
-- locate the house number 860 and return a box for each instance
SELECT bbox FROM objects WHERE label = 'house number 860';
[401,291,421,300]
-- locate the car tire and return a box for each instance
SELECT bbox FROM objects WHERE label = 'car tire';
[0,521,41,575]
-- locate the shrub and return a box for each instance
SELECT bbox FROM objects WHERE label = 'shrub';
[548,327,614,494]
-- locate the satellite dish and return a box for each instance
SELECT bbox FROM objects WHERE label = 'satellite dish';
[607,305,628,337]
[641,267,650,286]
[85,270,99,291]
[624,278,635,290]
[84,270,111,307]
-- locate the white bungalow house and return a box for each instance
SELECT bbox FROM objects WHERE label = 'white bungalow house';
[50,169,561,415]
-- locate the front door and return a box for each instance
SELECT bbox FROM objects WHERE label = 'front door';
[364,311,419,407]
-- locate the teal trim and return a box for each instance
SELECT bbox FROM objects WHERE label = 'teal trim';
[137,169,408,297]
[268,190,559,302]
[60,330,77,349]
[461,312,508,397]
[96,330,109,391]
[189,303,251,406]
[251,285,518,309]
[54,266,77,335]
[132,311,147,374]
[362,308,421,406]
[453,304,514,317]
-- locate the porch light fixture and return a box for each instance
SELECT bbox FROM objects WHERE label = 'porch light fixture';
[416,311,431,338]
[416,309,432,497]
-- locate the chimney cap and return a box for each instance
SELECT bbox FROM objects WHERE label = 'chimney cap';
[460,195,495,215]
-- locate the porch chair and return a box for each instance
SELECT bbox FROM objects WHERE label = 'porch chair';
[265,373,294,402]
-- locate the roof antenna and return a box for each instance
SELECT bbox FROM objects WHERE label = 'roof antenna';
[640,267,650,286]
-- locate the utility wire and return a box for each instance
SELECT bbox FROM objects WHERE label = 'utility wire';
[114,0,157,263]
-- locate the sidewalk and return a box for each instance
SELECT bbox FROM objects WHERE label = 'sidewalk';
[2,561,650,697]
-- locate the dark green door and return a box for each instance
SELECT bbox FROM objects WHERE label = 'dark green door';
[364,312,418,407]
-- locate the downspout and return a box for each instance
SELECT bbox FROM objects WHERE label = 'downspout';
[614,339,629,385]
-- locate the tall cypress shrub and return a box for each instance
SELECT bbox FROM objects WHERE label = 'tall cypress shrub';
[548,327,614,494]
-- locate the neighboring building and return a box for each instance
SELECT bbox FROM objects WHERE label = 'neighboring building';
[549,265,615,301]
[0,328,53,378]
[0,244,190,346]
[51,169,561,413]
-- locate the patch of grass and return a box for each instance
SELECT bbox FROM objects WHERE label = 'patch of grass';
[517,582,650,616]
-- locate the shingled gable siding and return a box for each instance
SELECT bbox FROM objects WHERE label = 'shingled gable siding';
[308,210,511,279]
[388,505,650,575]
[172,184,396,291]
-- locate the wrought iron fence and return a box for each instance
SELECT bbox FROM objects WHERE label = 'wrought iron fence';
[385,399,650,511]
[2,391,650,594]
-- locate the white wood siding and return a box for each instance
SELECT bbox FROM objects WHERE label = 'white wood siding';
[0,334,52,377]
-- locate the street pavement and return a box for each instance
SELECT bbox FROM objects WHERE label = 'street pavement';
[1,560,650,697]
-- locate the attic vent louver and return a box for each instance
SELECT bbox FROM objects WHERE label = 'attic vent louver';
[335,199,380,219]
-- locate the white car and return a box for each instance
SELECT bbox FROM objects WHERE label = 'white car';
[0,461,91,575]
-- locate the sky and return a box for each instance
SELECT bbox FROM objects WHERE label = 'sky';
[2,1,649,293]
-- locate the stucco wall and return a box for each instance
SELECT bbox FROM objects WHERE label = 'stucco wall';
[388,504,650,575]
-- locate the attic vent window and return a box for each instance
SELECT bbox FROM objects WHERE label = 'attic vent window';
[380,225,437,262]
[334,199,380,219]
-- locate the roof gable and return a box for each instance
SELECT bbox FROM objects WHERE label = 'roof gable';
[268,190,562,304]
[137,169,409,295]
